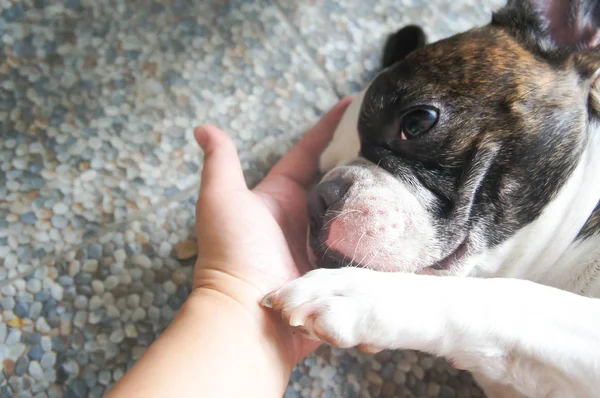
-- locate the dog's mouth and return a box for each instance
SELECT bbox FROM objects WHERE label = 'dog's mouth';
[427,236,469,271]
[308,230,469,273]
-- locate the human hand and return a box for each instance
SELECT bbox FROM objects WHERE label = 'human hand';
[191,97,352,367]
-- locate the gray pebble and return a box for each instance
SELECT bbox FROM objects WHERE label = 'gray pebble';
[71,378,88,397]
[14,302,28,317]
[29,301,43,319]
[52,203,68,215]
[62,359,80,376]
[57,275,73,287]
[50,215,68,229]
[110,262,125,274]
[76,350,89,366]
[140,291,154,307]
[106,304,120,319]
[105,275,120,290]
[119,273,131,285]
[35,317,51,333]
[89,296,103,311]
[87,243,103,260]
[1,284,16,296]
[74,311,88,328]
[20,212,38,225]
[40,352,56,369]
[161,305,175,320]
[106,343,120,359]
[89,385,105,398]
[27,279,42,294]
[84,340,98,352]
[114,249,127,263]
[91,280,104,294]
[163,281,177,294]
[45,369,57,384]
[75,273,93,285]
[4,255,18,269]
[113,368,124,382]
[29,361,45,381]
[98,370,111,386]
[148,306,160,322]
[88,310,104,324]
[6,328,22,345]
[74,296,88,310]
[18,292,34,304]
[124,323,138,338]
[129,268,143,280]
[7,343,26,360]
[127,294,140,308]
[158,242,172,257]
[82,260,98,273]
[50,284,64,300]
[1,297,16,312]
[131,307,146,322]
[131,255,152,268]
[109,329,125,344]
[40,336,52,352]
[15,355,30,376]
[27,345,44,361]
[83,368,98,387]
[22,332,41,345]
[0,323,6,343]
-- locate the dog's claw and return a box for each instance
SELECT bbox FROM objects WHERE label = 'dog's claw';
[260,291,276,308]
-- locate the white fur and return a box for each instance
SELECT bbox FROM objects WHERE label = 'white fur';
[468,124,600,291]
[320,159,441,272]
[319,90,365,173]
[265,268,600,397]
[266,98,600,397]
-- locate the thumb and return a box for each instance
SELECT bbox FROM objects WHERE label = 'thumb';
[194,125,247,193]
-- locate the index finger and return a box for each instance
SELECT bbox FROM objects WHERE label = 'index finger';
[267,97,353,187]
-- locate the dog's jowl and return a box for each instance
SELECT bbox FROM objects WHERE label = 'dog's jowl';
[264,0,600,397]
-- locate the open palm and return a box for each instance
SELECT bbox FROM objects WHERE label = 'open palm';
[193,98,352,362]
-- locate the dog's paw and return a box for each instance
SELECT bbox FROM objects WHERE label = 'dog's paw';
[261,268,384,352]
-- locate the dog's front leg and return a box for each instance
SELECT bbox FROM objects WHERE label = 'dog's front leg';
[263,268,600,397]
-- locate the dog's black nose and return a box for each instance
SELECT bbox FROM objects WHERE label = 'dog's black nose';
[308,178,353,230]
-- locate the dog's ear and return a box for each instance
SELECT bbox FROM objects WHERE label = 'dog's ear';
[493,0,600,51]
[381,25,427,69]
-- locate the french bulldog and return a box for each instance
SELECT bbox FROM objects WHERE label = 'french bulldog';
[263,0,600,396]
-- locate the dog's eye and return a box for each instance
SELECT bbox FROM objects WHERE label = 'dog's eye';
[400,108,438,140]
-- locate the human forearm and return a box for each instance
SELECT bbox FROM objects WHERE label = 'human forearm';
[106,288,295,398]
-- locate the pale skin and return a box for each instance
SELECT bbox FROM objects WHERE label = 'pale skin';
[106,97,353,398]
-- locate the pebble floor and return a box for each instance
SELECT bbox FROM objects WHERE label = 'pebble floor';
[0,0,504,396]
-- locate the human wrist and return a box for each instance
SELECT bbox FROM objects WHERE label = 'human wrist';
[185,276,299,375]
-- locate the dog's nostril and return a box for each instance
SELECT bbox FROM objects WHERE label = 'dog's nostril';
[318,180,350,209]
[308,178,353,227]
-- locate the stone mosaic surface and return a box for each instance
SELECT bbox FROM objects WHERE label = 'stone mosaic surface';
[0,0,337,280]
[278,0,507,95]
[0,197,197,397]
[1,0,505,396]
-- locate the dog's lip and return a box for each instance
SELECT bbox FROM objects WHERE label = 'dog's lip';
[308,222,469,272]
[427,236,469,271]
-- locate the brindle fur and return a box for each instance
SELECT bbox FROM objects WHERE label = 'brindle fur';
[356,8,600,251]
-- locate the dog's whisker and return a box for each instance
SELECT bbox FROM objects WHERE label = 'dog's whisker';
[363,249,380,270]
[323,238,344,258]
[323,209,362,229]
[348,232,366,267]
[356,247,372,268]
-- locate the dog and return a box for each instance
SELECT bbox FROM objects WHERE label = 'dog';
[262,0,600,396]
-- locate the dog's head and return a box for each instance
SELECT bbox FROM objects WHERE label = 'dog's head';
[308,0,600,275]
